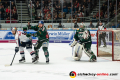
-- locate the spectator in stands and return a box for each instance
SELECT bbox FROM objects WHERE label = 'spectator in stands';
[95,21,99,28]
[78,4,82,12]
[83,0,87,7]
[109,3,114,13]
[44,11,50,20]
[41,1,45,9]
[58,22,63,28]
[63,1,68,13]
[111,23,116,28]
[32,13,35,20]
[78,11,83,17]
[58,0,62,8]
[48,0,52,8]
[74,11,78,16]
[35,1,40,9]
[6,17,10,23]
[28,1,34,8]
[72,15,77,23]
[92,15,96,22]
[53,14,58,22]
[11,1,15,9]
[58,6,61,13]
[4,1,9,8]
[113,10,117,17]
[53,10,57,19]
[88,21,94,28]
[101,4,107,14]
[13,6,17,13]
[29,6,35,14]
[44,6,49,14]
[68,0,72,13]
[87,0,92,12]
[0,5,4,15]
[74,21,79,28]
[0,11,4,20]
[58,12,65,19]
[117,20,120,28]
[67,15,72,23]
[27,22,31,29]
[104,14,108,23]
[6,12,10,19]
[37,10,44,20]
[6,6,11,13]
[12,11,18,20]
[96,10,103,19]
[74,0,79,11]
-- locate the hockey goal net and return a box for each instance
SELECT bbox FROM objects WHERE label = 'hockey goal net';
[97,30,120,61]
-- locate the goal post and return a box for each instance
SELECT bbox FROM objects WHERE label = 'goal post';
[97,30,120,61]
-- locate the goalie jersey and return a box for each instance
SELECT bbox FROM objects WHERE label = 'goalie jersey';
[74,28,92,43]
[15,31,30,47]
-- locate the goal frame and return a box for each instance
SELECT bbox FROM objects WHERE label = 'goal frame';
[97,30,120,61]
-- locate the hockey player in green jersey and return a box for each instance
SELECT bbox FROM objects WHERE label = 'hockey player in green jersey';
[25,21,49,63]
[70,23,96,62]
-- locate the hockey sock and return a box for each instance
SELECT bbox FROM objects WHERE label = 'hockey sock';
[30,51,36,58]
[20,51,25,58]
[43,47,49,58]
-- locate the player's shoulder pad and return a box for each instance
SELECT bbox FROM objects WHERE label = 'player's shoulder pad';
[18,31,22,36]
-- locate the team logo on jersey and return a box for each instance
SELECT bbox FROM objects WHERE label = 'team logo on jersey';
[69,71,76,78]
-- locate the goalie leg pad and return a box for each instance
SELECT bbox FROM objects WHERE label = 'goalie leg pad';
[73,43,83,60]
[69,38,77,47]
[84,48,97,62]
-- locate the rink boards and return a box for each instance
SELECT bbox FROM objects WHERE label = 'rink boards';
[0,30,97,44]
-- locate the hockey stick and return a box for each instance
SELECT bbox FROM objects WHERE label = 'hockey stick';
[5,52,17,67]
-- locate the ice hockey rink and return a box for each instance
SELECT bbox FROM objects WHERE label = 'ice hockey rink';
[0,43,120,80]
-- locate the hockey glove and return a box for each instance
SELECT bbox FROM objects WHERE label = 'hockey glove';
[15,47,19,53]
[33,41,39,47]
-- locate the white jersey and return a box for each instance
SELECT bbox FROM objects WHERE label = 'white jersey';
[15,31,30,47]
[98,25,104,30]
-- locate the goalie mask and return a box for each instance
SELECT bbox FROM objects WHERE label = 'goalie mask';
[79,23,85,32]
[80,23,85,29]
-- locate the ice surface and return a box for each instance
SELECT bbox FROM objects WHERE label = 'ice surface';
[0,43,120,80]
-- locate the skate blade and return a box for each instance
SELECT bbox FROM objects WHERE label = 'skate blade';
[19,60,25,63]
[33,60,38,64]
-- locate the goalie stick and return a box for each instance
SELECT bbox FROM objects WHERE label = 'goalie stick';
[5,52,17,67]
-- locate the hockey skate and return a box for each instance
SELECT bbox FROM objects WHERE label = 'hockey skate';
[32,56,38,64]
[19,57,25,63]
[103,45,107,47]
[46,57,49,63]
[36,55,39,60]
[89,55,97,62]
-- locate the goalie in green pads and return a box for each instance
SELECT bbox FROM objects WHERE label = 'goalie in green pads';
[70,23,96,62]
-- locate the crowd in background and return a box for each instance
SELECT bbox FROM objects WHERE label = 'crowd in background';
[0,1,18,23]
[0,0,120,28]
[28,0,97,23]
[92,0,120,23]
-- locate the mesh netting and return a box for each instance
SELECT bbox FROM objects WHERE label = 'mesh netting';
[97,30,120,61]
